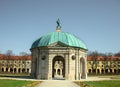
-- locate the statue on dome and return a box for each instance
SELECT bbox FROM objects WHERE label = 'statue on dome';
[56,19,61,32]
[56,19,61,27]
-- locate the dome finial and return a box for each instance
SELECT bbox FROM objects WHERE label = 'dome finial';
[56,18,61,32]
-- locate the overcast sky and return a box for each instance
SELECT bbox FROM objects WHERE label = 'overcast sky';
[0,0,120,55]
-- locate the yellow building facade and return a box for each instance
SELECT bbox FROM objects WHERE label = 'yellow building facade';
[87,56,120,74]
[0,55,31,74]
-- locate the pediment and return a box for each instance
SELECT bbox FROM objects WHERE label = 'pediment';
[49,41,68,47]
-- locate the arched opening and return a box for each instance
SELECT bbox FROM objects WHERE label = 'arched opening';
[92,69,96,74]
[10,68,13,73]
[80,58,86,79]
[2,68,4,72]
[52,56,65,79]
[88,69,91,74]
[27,68,29,73]
[57,69,60,75]
[101,69,104,74]
[114,69,117,74]
[18,68,21,73]
[14,68,16,73]
[118,69,120,74]
[6,68,8,72]
[105,69,108,74]
[97,69,100,74]
[22,68,25,73]
[110,69,112,74]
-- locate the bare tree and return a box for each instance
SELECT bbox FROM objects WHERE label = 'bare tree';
[6,50,13,56]
[114,51,120,57]
[19,52,28,56]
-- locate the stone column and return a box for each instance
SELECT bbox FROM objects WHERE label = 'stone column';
[16,68,18,73]
[36,56,40,79]
[13,68,14,73]
[65,54,69,80]
[112,69,114,73]
[100,69,101,74]
[75,52,79,80]
[84,57,87,79]
[60,69,62,75]
[20,68,22,73]
[31,53,36,78]
[96,69,97,74]
[55,69,57,75]
[8,68,10,72]
[108,69,110,73]
[79,57,81,80]
[4,67,6,72]
[78,51,80,80]
[48,54,52,80]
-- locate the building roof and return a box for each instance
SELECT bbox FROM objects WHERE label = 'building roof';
[87,56,120,61]
[31,31,88,50]
[0,54,31,60]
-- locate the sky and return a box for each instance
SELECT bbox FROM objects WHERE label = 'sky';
[0,0,120,55]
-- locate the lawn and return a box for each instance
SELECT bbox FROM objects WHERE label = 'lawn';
[0,79,39,87]
[75,80,120,87]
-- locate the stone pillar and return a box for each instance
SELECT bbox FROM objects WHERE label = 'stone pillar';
[79,58,82,80]
[65,54,69,80]
[16,68,18,73]
[95,68,98,74]
[104,69,106,74]
[55,69,57,75]
[31,53,36,78]
[75,53,79,80]
[20,68,22,73]
[38,53,42,79]
[100,69,101,74]
[4,67,6,72]
[13,68,14,73]
[60,69,62,75]
[36,56,40,79]
[78,51,81,80]
[25,68,27,73]
[48,54,52,80]
[78,67,80,80]
[85,57,87,79]
[108,69,110,73]
[112,69,114,73]
[31,60,36,78]
[8,68,10,72]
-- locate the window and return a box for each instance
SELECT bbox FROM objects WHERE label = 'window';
[72,55,76,60]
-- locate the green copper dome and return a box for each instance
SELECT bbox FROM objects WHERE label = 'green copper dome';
[31,32,88,50]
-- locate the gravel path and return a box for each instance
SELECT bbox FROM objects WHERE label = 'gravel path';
[0,76,114,87]
[35,80,80,87]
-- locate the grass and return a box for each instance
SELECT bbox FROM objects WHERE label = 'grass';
[0,74,41,87]
[0,79,40,87]
[75,80,120,87]
[0,73,30,80]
